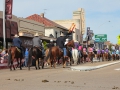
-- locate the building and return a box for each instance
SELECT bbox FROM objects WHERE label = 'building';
[0,11,69,49]
[0,11,45,48]
[26,13,69,39]
[54,8,86,43]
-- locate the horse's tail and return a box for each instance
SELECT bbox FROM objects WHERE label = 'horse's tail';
[28,48,34,67]
[44,48,52,61]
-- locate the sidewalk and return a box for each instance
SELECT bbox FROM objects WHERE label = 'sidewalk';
[70,59,120,71]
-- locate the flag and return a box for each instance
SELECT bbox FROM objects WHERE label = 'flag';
[5,0,13,19]
[69,23,76,32]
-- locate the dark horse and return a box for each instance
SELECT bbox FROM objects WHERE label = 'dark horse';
[45,40,74,68]
[8,46,25,71]
[27,47,44,70]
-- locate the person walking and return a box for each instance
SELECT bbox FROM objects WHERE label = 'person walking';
[24,48,29,67]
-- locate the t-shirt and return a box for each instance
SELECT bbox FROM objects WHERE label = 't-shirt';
[78,46,82,50]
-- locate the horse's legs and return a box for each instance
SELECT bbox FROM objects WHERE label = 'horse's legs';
[63,57,66,68]
[9,61,12,71]
[35,59,38,70]
[38,58,40,69]
[19,58,22,70]
[53,58,56,68]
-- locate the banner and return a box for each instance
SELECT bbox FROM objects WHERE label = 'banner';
[69,23,76,32]
[5,0,13,19]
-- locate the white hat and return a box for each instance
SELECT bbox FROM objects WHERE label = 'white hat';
[34,33,39,36]
[66,38,69,41]
[50,39,53,42]
[14,34,19,37]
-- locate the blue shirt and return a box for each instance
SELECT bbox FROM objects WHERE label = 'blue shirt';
[25,49,29,57]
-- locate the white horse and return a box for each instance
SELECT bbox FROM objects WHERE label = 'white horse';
[72,48,79,65]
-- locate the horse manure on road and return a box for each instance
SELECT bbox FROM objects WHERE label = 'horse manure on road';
[71,81,74,84]
[112,86,119,89]
[42,80,49,83]
[6,78,10,80]
[14,79,24,81]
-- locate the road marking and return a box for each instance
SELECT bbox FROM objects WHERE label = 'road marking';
[114,68,120,70]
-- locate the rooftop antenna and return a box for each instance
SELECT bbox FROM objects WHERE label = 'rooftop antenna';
[44,9,47,15]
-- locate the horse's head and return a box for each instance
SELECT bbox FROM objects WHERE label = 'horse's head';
[66,40,75,48]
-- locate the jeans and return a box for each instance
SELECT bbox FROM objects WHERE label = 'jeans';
[24,57,28,67]
[63,48,67,56]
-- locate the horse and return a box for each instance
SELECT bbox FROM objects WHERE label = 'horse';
[116,50,120,60]
[44,40,74,68]
[96,50,103,61]
[8,46,24,71]
[81,48,88,63]
[111,50,116,60]
[72,48,79,65]
[27,47,44,70]
[44,46,63,68]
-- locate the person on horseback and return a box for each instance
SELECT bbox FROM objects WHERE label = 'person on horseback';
[56,32,71,58]
[48,39,54,48]
[32,32,44,57]
[12,34,24,58]
[46,39,55,54]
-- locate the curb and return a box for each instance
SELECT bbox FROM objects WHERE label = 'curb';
[70,61,120,71]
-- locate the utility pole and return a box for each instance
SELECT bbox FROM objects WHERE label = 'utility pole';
[3,0,6,49]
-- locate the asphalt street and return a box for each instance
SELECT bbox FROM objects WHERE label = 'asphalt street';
[0,62,120,90]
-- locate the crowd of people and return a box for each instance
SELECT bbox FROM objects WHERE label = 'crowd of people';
[0,31,120,67]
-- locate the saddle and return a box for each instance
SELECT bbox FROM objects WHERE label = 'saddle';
[33,46,42,51]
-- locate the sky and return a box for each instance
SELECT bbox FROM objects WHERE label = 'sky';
[0,0,120,44]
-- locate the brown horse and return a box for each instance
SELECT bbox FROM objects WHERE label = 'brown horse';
[8,46,24,71]
[104,52,109,61]
[112,54,116,60]
[116,54,119,60]
[27,47,43,70]
[45,40,74,68]
[45,46,63,68]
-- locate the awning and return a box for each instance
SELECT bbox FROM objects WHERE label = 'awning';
[41,36,56,41]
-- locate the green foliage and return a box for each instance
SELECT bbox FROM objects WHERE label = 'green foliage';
[43,41,48,50]
[108,44,112,51]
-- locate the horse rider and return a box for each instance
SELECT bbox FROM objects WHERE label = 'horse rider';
[47,39,54,48]
[32,32,45,57]
[56,32,71,58]
[78,43,82,57]
[46,39,54,52]
[12,34,24,58]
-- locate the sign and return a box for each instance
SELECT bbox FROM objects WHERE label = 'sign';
[5,0,13,19]
[117,35,120,45]
[95,34,107,42]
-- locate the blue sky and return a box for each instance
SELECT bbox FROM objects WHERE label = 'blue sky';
[0,0,120,44]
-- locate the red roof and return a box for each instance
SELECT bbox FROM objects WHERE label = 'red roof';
[26,14,68,30]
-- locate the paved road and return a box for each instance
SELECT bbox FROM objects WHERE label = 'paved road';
[0,63,120,90]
